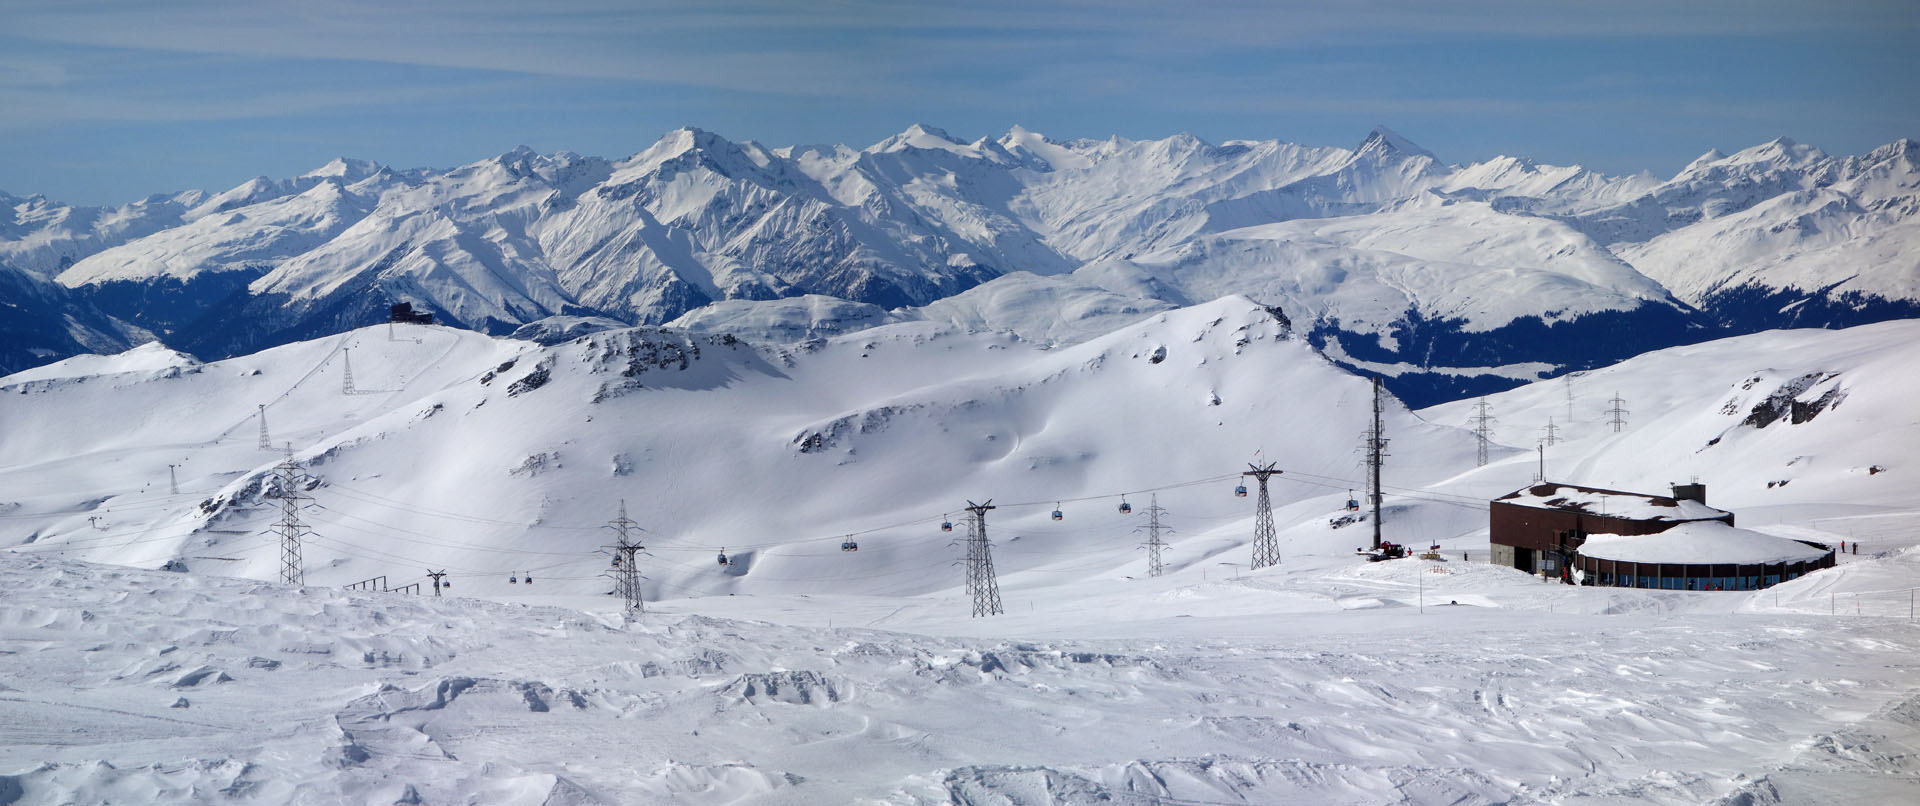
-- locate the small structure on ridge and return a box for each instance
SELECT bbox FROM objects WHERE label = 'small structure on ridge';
[389,301,434,325]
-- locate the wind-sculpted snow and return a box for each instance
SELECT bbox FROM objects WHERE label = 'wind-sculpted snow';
[1,552,1915,804]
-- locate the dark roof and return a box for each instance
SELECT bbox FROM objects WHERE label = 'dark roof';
[1494,482,1731,522]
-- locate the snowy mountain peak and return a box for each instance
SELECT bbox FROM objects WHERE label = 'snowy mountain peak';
[1861,137,1919,169]
[1683,148,1727,172]
[868,123,973,155]
[1358,125,1437,161]
[303,157,382,181]
[639,127,741,162]
[997,125,1091,172]
[1731,137,1828,168]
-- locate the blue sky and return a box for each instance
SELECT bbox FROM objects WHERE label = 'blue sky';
[2,0,1915,205]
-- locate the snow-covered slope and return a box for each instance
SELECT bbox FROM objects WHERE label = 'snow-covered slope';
[1420,318,1920,516]
[0,297,1478,596]
[3,305,1918,804]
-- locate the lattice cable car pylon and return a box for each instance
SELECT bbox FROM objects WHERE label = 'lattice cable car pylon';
[963,500,1003,617]
[1243,462,1282,569]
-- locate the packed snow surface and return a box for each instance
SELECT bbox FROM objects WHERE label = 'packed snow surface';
[1577,520,1832,565]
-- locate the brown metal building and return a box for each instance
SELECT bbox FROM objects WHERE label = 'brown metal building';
[1489,481,1834,589]
[1488,481,1732,578]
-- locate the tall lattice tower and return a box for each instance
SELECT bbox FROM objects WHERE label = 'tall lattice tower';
[1139,495,1171,577]
[1470,399,1496,467]
[257,404,272,451]
[1605,392,1629,433]
[1542,417,1560,447]
[963,501,1003,617]
[269,448,315,586]
[606,500,644,616]
[341,348,357,395]
[1243,463,1282,569]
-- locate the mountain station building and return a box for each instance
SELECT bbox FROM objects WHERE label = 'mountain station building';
[1488,482,1834,591]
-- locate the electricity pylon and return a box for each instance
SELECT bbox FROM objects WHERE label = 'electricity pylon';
[1470,399,1496,467]
[269,447,315,586]
[257,404,272,451]
[342,348,357,395]
[1138,495,1171,576]
[605,500,644,616]
[168,464,180,495]
[963,500,1003,617]
[427,570,448,597]
[1243,463,1281,569]
[1542,417,1560,447]
[1606,392,1629,433]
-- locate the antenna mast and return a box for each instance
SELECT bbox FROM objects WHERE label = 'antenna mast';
[1367,377,1388,550]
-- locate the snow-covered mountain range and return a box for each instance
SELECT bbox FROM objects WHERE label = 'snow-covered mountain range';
[4,126,1916,404]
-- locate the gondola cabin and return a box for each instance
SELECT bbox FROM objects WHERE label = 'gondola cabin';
[1118,500,1133,515]
[841,538,858,552]
[1051,504,1064,521]
[717,550,730,566]
[941,519,954,532]
[1234,485,1248,498]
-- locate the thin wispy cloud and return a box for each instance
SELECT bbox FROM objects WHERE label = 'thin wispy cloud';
[0,0,1913,203]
